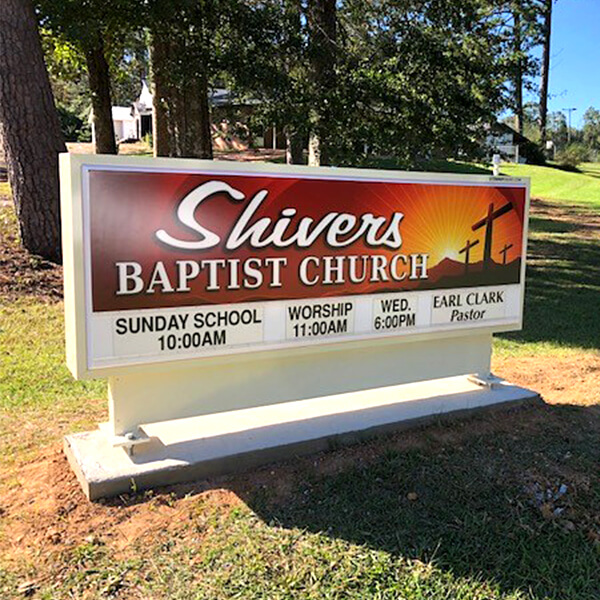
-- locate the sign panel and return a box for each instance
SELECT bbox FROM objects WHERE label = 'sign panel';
[61,156,529,375]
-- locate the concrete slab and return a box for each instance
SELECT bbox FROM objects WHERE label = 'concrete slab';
[64,375,540,500]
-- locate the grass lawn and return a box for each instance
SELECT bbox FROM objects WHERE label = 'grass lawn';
[415,159,600,209]
[494,197,600,357]
[366,158,600,209]
[501,162,600,208]
[1,161,599,599]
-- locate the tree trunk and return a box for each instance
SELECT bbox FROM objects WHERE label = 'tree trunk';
[285,127,304,164]
[85,34,117,155]
[306,0,336,166]
[170,72,212,159]
[160,33,212,160]
[513,6,523,135]
[167,83,184,157]
[149,30,171,157]
[284,0,305,165]
[539,0,552,145]
[0,0,66,263]
[189,71,213,159]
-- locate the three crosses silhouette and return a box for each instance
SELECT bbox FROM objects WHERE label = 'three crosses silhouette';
[458,201,515,272]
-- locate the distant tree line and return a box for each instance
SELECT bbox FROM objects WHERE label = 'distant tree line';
[504,104,600,167]
[0,0,564,261]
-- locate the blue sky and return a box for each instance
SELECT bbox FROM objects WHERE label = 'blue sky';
[540,0,600,127]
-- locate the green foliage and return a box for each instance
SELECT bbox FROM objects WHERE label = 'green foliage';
[555,143,591,169]
[337,1,508,164]
[38,0,148,136]
[243,0,515,166]
[546,111,569,149]
[108,30,149,106]
[40,28,92,140]
[490,0,543,111]
[56,104,90,141]
[582,107,600,152]
[503,102,540,143]
[232,0,310,143]
[35,0,570,162]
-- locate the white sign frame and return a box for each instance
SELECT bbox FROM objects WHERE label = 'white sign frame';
[60,154,530,381]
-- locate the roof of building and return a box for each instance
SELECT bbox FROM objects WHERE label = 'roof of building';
[132,81,153,115]
[139,81,153,108]
[489,122,534,145]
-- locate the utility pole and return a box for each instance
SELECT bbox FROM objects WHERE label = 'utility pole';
[563,107,577,145]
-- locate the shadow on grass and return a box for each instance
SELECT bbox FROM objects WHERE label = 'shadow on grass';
[499,203,600,351]
[415,159,492,175]
[580,165,600,180]
[236,403,600,600]
[543,163,582,174]
[528,216,576,234]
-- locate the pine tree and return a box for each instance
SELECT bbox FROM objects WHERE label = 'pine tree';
[0,0,66,263]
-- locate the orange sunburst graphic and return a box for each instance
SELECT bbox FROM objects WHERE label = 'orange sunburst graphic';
[375,183,523,269]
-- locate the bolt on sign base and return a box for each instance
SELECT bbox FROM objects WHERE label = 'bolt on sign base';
[64,374,540,501]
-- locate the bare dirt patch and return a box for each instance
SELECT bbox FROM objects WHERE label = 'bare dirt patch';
[0,448,243,569]
[0,207,62,302]
[493,352,600,407]
[215,148,285,162]
[65,141,286,163]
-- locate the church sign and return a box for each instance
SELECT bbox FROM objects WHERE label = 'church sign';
[61,155,536,500]
[61,155,528,377]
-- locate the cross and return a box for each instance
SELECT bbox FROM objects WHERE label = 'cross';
[499,242,514,265]
[458,238,480,274]
[472,202,514,269]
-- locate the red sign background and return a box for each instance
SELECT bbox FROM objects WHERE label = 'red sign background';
[89,170,526,312]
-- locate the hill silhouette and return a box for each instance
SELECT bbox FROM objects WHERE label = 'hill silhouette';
[424,257,521,290]
[373,257,521,296]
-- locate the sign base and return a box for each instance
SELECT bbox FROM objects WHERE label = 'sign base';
[64,375,539,501]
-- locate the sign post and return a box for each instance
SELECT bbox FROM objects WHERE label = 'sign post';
[61,154,537,499]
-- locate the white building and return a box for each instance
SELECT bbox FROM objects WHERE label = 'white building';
[131,81,154,140]
[89,105,136,144]
[90,82,259,149]
[112,107,137,141]
[484,123,532,164]
[89,82,152,145]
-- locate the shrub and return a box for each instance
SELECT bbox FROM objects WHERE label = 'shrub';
[556,143,591,169]
[56,105,91,142]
